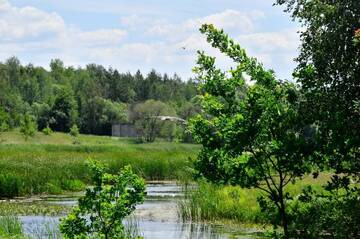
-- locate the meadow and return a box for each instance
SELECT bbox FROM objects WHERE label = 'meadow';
[0,130,199,197]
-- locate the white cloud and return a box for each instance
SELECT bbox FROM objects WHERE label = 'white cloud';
[237,28,300,53]
[76,29,127,46]
[0,0,127,48]
[0,0,299,80]
[147,9,264,40]
[0,0,65,40]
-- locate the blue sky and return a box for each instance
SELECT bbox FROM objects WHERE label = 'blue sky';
[1,0,300,80]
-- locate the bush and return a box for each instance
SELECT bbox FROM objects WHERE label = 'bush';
[69,124,79,137]
[288,186,360,239]
[42,126,53,135]
[60,160,145,239]
[20,113,37,141]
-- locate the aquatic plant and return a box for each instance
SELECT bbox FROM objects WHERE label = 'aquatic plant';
[0,215,24,238]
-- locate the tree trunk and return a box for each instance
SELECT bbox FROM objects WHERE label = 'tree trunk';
[279,188,289,239]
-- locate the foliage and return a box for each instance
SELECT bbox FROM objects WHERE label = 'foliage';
[31,102,52,130]
[19,113,37,141]
[189,24,315,238]
[131,100,177,142]
[50,87,78,132]
[0,107,10,132]
[275,1,360,237]
[287,185,360,239]
[275,0,360,176]
[0,56,197,136]
[69,125,79,137]
[42,126,53,135]
[60,160,145,239]
[79,97,126,135]
[353,28,360,46]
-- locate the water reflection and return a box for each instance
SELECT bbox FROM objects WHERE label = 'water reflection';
[17,182,264,239]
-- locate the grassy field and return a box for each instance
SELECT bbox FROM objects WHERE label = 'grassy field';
[0,130,199,197]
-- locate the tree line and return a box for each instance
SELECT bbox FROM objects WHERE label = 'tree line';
[0,58,199,140]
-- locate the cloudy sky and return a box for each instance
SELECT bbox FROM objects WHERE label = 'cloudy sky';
[0,0,300,80]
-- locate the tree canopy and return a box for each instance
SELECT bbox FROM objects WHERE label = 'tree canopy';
[189,24,315,238]
[0,58,198,136]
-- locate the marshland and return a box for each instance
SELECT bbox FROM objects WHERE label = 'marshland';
[0,0,359,238]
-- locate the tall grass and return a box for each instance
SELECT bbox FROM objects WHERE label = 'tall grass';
[178,174,331,225]
[0,215,24,238]
[178,182,265,224]
[0,131,199,197]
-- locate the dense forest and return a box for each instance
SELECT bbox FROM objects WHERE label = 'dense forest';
[0,57,198,138]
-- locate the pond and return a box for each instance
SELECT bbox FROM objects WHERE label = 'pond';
[16,183,265,239]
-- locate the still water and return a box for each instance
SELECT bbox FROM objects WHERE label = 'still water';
[18,183,265,239]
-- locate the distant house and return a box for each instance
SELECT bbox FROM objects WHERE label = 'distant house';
[112,124,138,137]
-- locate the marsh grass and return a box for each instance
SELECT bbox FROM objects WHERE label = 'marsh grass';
[0,202,70,216]
[0,131,198,197]
[178,182,264,224]
[178,174,332,225]
[0,215,24,238]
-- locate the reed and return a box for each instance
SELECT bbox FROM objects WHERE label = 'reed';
[0,131,198,197]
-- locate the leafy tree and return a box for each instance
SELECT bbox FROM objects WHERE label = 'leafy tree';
[5,56,21,89]
[60,161,145,239]
[275,0,360,177]
[0,106,10,132]
[189,24,315,238]
[31,102,52,130]
[274,2,360,237]
[79,97,126,135]
[50,87,77,132]
[131,100,176,142]
[50,59,65,84]
[20,113,37,141]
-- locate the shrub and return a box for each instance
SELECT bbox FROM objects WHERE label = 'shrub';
[288,186,360,239]
[69,124,79,137]
[42,126,53,135]
[20,113,37,141]
[60,160,146,239]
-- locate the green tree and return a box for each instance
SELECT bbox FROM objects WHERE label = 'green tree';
[50,87,77,132]
[20,113,37,141]
[189,24,314,238]
[274,1,360,237]
[275,0,360,177]
[131,100,176,142]
[50,59,65,84]
[0,106,10,132]
[60,161,145,239]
